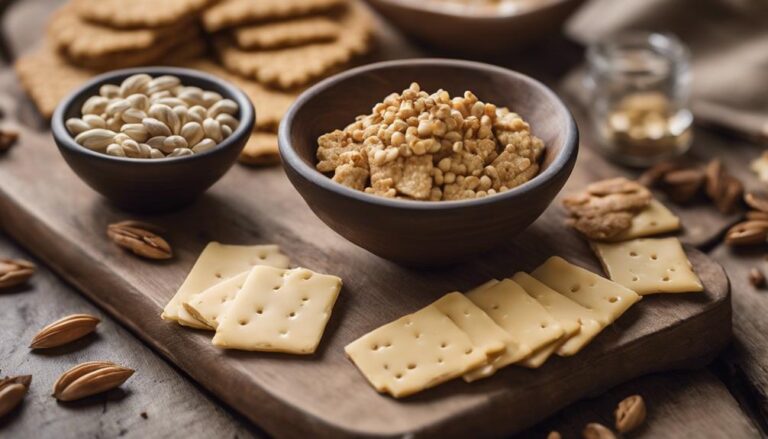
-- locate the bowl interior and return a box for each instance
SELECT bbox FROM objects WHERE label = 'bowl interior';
[283,59,576,202]
[53,66,255,164]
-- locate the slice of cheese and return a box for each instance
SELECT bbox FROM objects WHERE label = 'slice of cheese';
[432,292,511,359]
[345,305,488,398]
[531,256,641,326]
[591,238,703,295]
[512,272,605,356]
[466,279,499,296]
[183,271,250,329]
[465,279,564,376]
[212,266,342,354]
[161,243,290,329]
[608,199,681,241]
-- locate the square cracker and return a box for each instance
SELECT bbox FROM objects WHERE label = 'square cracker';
[465,279,564,377]
[512,272,605,357]
[232,16,340,50]
[345,305,488,398]
[212,266,342,354]
[608,199,681,241]
[591,238,704,295]
[183,271,250,329]
[531,256,642,326]
[74,0,214,29]
[431,292,510,359]
[161,243,290,329]
[203,0,346,32]
[214,2,373,89]
[185,59,297,132]
[238,132,280,166]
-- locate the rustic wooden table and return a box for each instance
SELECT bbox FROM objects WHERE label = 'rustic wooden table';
[1,0,767,438]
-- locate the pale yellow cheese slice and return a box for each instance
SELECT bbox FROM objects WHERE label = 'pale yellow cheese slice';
[345,304,488,398]
[465,279,564,377]
[161,243,290,329]
[591,238,704,295]
[608,199,681,241]
[432,292,511,359]
[531,256,641,326]
[212,266,342,354]
[512,272,605,357]
[466,279,499,296]
[183,271,250,329]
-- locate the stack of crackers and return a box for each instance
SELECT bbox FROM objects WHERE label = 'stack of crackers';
[15,0,375,165]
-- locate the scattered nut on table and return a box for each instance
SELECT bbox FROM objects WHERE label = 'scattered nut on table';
[107,220,172,260]
[53,361,134,402]
[0,258,36,289]
[582,422,617,439]
[66,74,239,159]
[0,375,31,418]
[29,313,101,349]
[614,394,646,433]
[749,268,765,288]
[0,128,19,153]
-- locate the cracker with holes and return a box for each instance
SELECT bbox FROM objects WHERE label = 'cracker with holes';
[432,292,511,360]
[162,243,291,329]
[212,266,342,353]
[183,271,250,329]
[465,279,564,378]
[512,272,605,357]
[607,199,681,241]
[591,238,703,295]
[345,305,488,398]
[531,256,642,326]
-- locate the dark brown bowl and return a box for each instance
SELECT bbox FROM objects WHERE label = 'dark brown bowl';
[365,0,585,55]
[279,59,578,266]
[51,67,255,213]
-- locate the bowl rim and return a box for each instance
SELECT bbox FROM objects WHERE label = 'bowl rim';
[366,0,579,20]
[51,66,256,166]
[279,58,579,212]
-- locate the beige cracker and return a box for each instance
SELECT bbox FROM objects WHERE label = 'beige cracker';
[465,279,564,379]
[203,0,346,32]
[531,256,642,326]
[183,271,250,329]
[74,0,214,29]
[232,16,340,50]
[591,238,703,295]
[186,59,297,132]
[608,199,681,241]
[512,272,605,357]
[162,243,290,328]
[239,132,280,166]
[212,266,342,354]
[431,292,511,360]
[215,2,373,89]
[345,304,488,398]
[48,6,187,61]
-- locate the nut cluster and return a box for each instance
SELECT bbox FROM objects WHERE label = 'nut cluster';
[316,82,544,201]
[65,74,240,159]
[725,192,768,246]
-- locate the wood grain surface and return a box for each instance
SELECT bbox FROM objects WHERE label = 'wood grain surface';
[2,0,766,438]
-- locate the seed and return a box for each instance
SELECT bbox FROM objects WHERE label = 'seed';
[65,118,91,135]
[614,394,646,433]
[148,104,180,134]
[121,108,147,124]
[202,91,222,108]
[191,138,216,153]
[583,423,616,439]
[99,84,120,99]
[153,97,187,108]
[83,114,106,129]
[105,144,126,157]
[119,73,151,97]
[215,113,239,131]
[107,221,172,259]
[30,314,101,349]
[146,136,167,150]
[121,123,149,143]
[125,94,149,111]
[173,106,188,126]
[106,99,132,117]
[81,96,109,115]
[180,122,204,146]
[146,75,180,95]
[221,124,232,139]
[207,99,238,118]
[187,105,207,123]
[202,118,223,143]
[74,129,117,151]
[142,117,172,138]
[0,383,27,417]
[163,135,188,151]
[0,258,35,289]
[178,89,204,107]
[168,148,193,158]
[53,361,134,402]
[149,147,165,159]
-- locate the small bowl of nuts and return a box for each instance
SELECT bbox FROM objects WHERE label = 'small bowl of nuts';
[51,67,255,212]
[279,59,578,265]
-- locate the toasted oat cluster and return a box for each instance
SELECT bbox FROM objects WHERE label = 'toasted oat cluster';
[316,83,545,201]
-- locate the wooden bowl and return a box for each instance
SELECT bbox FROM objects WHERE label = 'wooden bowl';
[366,0,585,55]
[279,59,579,266]
[51,67,255,213]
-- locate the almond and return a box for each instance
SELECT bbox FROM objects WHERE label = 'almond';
[30,314,101,349]
[583,422,617,439]
[614,394,646,433]
[0,375,31,418]
[53,361,134,402]
[0,258,35,289]
[725,221,768,246]
[107,221,172,260]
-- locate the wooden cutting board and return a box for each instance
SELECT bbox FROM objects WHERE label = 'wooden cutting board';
[0,107,731,437]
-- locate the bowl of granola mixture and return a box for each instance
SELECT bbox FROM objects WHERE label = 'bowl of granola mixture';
[279,59,578,265]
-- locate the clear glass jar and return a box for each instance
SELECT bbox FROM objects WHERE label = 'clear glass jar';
[586,32,693,167]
